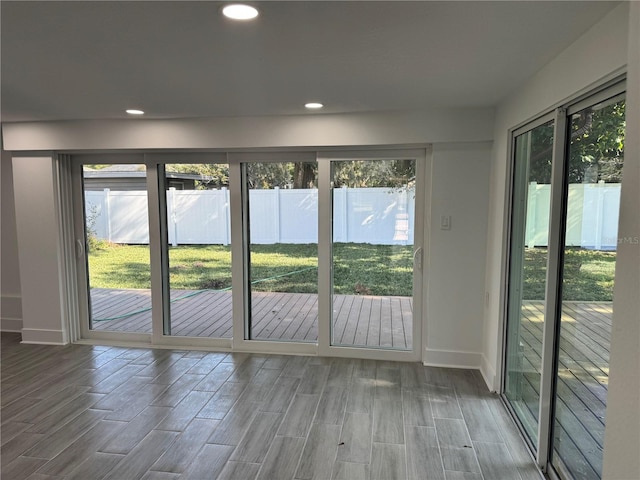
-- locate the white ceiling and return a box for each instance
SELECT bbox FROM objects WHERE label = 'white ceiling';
[1,1,618,122]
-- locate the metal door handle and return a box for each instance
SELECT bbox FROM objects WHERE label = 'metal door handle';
[76,239,85,259]
[413,247,423,270]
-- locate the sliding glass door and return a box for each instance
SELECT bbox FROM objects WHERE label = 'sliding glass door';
[74,148,426,360]
[551,95,625,480]
[244,160,319,342]
[330,159,417,351]
[81,163,152,334]
[162,162,233,338]
[503,83,625,480]
[504,119,554,445]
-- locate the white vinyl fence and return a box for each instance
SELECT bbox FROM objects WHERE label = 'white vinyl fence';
[526,181,621,250]
[85,182,622,249]
[85,187,415,246]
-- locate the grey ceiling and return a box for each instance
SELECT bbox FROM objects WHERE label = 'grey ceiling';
[1,1,618,122]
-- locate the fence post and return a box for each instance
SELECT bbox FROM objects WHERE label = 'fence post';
[341,186,348,242]
[168,187,178,247]
[399,187,409,245]
[222,187,230,246]
[408,187,415,245]
[274,187,281,243]
[104,188,112,243]
[594,180,605,250]
[526,182,537,248]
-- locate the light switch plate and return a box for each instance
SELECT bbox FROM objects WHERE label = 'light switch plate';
[440,215,451,230]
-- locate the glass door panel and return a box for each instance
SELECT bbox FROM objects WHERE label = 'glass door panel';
[330,159,415,350]
[504,121,554,445]
[245,161,318,342]
[163,163,233,338]
[551,98,625,479]
[82,164,151,333]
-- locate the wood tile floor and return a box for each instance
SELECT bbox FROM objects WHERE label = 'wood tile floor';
[0,333,541,480]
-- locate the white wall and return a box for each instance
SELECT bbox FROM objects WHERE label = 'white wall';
[12,155,68,344]
[603,4,640,479]
[424,142,491,369]
[1,149,22,331]
[1,108,494,151]
[482,3,630,389]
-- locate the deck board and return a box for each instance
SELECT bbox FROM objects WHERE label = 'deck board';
[291,294,319,341]
[90,289,414,349]
[515,300,611,479]
[353,296,372,346]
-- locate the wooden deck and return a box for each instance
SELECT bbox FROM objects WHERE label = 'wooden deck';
[515,301,612,479]
[90,288,413,349]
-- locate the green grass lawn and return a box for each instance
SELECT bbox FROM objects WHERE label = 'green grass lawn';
[523,247,616,301]
[88,243,616,301]
[88,243,414,296]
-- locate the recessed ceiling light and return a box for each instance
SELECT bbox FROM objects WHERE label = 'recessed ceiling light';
[305,102,324,109]
[222,4,259,20]
[126,109,144,115]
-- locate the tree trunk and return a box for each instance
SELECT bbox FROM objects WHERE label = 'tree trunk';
[293,163,316,188]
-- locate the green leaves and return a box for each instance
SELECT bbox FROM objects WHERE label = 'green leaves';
[528,100,625,184]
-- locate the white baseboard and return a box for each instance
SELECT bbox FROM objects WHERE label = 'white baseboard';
[1,294,22,331]
[480,353,497,392]
[423,348,482,369]
[1,318,23,332]
[21,328,67,345]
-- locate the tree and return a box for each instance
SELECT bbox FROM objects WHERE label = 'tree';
[293,163,317,189]
[166,163,229,189]
[528,100,625,184]
[332,159,415,188]
[568,101,625,183]
[165,159,416,190]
